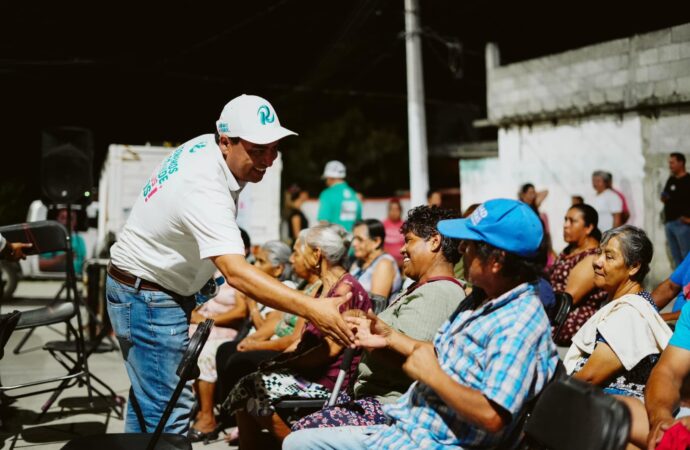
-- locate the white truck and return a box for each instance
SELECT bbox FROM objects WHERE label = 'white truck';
[1,142,283,299]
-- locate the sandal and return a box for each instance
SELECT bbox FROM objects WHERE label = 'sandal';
[188,426,220,444]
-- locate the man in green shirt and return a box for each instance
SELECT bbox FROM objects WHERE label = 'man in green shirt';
[317,160,362,232]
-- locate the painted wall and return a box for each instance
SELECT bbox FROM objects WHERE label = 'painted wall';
[462,113,645,252]
[460,110,690,286]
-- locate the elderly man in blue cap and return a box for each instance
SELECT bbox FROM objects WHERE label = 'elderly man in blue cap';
[283,198,560,450]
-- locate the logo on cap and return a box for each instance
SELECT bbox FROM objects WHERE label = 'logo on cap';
[257,105,275,125]
[218,123,229,133]
[470,205,488,226]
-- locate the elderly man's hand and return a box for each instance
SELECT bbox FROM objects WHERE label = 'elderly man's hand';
[402,341,440,383]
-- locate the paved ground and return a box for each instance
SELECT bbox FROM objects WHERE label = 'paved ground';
[0,280,235,449]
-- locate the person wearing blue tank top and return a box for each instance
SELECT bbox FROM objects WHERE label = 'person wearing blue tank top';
[350,219,402,303]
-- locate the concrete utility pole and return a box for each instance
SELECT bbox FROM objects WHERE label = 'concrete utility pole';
[405,0,429,207]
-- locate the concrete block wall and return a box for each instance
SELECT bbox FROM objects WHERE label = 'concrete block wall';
[487,24,690,124]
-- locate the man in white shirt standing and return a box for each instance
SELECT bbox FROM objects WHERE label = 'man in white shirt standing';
[106,94,354,435]
[590,170,623,232]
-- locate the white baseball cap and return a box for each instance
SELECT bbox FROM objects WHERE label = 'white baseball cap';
[322,160,347,179]
[216,94,297,145]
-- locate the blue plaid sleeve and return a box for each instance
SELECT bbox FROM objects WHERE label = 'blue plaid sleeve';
[481,306,545,416]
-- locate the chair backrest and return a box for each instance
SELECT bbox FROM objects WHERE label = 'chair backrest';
[369,293,388,314]
[503,360,567,448]
[147,319,213,450]
[0,310,22,360]
[549,291,573,337]
[0,221,70,255]
[520,377,630,450]
[234,316,254,341]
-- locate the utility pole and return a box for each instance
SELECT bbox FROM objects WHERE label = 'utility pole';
[405,0,429,207]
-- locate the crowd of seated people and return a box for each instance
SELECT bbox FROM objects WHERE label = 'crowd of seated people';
[222,223,371,449]
[211,233,323,442]
[292,205,465,431]
[189,239,296,441]
[174,195,690,450]
[283,198,560,449]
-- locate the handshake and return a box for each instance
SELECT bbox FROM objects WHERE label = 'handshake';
[341,309,392,350]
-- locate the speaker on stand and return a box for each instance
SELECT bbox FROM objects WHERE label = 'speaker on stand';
[41,126,94,209]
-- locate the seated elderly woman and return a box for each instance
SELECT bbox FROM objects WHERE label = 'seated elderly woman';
[564,225,672,448]
[292,205,466,431]
[349,219,402,303]
[189,240,295,442]
[213,235,323,414]
[223,223,372,449]
[550,204,608,345]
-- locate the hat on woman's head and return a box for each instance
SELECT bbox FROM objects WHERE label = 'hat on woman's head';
[437,198,543,257]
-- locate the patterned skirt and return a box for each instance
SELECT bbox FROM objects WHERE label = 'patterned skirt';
[223,369,330,417]
[291,392,388,430]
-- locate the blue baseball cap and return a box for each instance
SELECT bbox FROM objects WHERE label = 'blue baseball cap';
[437,198,544,257]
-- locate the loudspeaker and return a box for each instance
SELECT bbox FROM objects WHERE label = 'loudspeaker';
[41,127,94,205]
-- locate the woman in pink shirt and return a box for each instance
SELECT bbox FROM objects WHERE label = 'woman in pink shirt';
[383,198,405,268]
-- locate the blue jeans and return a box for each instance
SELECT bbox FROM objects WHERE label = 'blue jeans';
[666,219,690,268]
[106,275,196,434]
[283,425,388,450]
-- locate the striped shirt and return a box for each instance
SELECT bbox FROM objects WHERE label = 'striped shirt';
[366,282,559,449]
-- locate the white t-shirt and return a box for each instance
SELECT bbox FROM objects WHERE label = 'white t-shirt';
[110,134,246,296]
[590,189,622,232]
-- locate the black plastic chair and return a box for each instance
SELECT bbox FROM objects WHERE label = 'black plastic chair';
[61,319,214,450]
[0,310,21,360]
[518,377,630,450]
[549,291,573,339]
[274,347,357,425]
[0,221,114,415]
[501,361,566,448]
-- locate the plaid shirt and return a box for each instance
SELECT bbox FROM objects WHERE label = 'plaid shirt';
[366,282,559,449]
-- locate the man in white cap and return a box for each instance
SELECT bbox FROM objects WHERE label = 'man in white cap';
[106,95,354,435]
[317,160,362,232]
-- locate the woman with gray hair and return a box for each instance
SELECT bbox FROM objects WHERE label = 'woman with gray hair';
[224,223,372,449]
[564,225,672,448]
[190,240,296,442]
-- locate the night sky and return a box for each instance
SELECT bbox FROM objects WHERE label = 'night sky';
[1,0,688,220]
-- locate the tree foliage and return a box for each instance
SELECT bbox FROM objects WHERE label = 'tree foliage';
[282,108,408,198]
